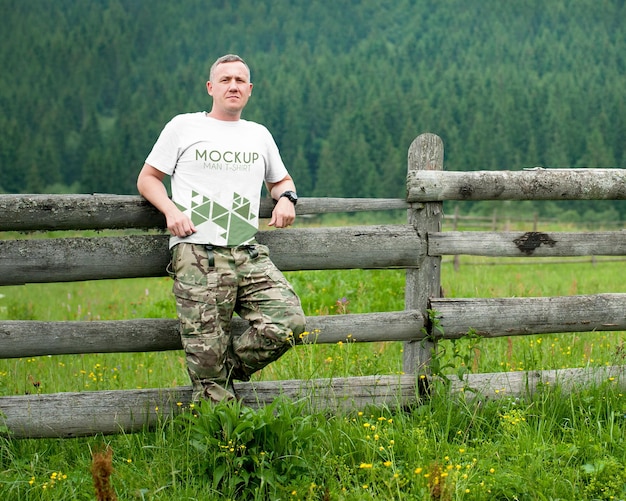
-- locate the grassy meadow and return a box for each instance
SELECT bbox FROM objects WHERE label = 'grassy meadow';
[0,224,625,499]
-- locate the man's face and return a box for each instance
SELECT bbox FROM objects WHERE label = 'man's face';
[206,61,253,119]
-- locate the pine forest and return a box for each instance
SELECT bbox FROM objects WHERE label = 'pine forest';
[1,0,625,221]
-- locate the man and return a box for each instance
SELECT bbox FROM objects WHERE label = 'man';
[137,54,306,403]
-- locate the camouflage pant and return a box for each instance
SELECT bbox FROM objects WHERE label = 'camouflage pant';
[170,242,306,397]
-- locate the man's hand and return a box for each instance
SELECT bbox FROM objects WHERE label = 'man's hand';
[165,209,197,237]
[268,197,296,228]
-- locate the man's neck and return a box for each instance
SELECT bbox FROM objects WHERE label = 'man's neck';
[206,110,241,122]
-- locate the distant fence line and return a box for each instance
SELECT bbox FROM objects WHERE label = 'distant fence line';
[0,132,625,438]
[444,208,623,232]
[442,255,626,268]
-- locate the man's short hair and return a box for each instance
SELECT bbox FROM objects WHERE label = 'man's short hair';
[209,54,251,82]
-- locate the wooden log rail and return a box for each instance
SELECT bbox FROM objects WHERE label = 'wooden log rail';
[0,311,426,359]
[431,294,626,338]
[1,133,625,438]
[407,168,626,202]
[3,367,625,439]
[0,225,423,285]
[0,195,409,232]
[1,294,624,360]
[429,230,626,257]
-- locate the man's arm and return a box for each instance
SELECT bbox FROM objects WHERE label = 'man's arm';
[137,163,197,237]
[266,175,297,228]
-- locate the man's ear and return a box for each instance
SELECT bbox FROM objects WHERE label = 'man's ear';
[206,81,213,96]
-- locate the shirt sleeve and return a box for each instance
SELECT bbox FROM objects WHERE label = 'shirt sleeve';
[144,117,181,175]
[262,126,289,183]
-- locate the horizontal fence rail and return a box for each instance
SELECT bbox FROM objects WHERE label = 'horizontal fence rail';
[0,225,424,285]
[429,230,626,257]
[0,195,409,232]
[2,294,623,359]
[3,366,625,439]
[407,168,626,202]
[0,310,426,358]
[0,194,164,231]
[431,293,626,338]
[0,375,419,438]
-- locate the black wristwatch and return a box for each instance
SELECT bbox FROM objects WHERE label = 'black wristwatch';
[279,190,298,206]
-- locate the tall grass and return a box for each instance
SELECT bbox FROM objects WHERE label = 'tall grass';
[1,257,625,499]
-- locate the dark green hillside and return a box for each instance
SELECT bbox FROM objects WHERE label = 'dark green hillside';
[1,0,624,219]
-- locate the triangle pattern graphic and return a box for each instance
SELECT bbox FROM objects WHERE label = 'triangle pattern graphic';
[213,212,230,231]
[234,201,252,220]
[233,193,244,207]
[172,192,258,245]
[191,210,209,226]
[226,217,258,246]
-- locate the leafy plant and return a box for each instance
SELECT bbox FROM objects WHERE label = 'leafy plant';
[424,310,483,389]
[581,456,626,500]
[177,397,324,499]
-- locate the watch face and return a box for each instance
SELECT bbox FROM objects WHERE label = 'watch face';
[281,191,298,204]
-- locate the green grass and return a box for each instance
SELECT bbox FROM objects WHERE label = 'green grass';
[1,384,625,500]
[1,258,625,499]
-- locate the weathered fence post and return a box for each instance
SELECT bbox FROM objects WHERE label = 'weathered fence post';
[403,133,444,376]
[452,205,460,271]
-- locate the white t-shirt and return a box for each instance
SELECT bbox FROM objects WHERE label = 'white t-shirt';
[145,112,289,248]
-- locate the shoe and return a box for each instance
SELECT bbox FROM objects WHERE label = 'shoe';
[191,379,237,404]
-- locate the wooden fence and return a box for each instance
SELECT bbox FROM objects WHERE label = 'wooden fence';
[1,133,625,438]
